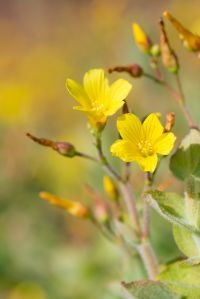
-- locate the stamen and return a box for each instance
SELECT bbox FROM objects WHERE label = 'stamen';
[138,140,153,157]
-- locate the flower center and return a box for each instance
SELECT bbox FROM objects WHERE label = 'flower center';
[91,101,104,112]
[138,140,154,157]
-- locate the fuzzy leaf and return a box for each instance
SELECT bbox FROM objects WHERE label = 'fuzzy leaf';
[144,190,200,235]
[170,129,200,180]
[173,225,200,257]
[158,260,200,298]
[122,280,180,299]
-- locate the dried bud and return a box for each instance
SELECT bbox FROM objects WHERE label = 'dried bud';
[108,64,143,78]
[39,192,89,218]
[132,23,152,54]
[163,11,200,52]
[159,19,179,73]
[103,175,119,201]
[165,112,175,132]
[26,133,76,157]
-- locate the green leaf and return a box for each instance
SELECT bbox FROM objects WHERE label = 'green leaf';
[173,225,200,258]
[122,280,180,299]
[170,129,200,180]
[144,190,200,235]
[158,260,200,298]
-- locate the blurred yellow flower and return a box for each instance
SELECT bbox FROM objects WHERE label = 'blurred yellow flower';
[39,192,89,218]
[66,69,132,130]
[103,175,119,201]
[163,11,200,52]
[132,23,152,53]
[111,113,176,173]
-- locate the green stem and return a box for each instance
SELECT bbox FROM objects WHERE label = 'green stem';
[118,181,141,236]
[95,134,122,181]
[94,132,159,279]
[137,241,159,279]
[175,73,198,129]
[76,151,99,163]
[143,68,198,129]
[142,173,153,240]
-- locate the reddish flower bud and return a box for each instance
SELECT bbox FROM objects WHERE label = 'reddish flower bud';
[26,133,76,157]
[108,64,143,78]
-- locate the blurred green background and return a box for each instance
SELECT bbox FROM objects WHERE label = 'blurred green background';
[0,0,200,298]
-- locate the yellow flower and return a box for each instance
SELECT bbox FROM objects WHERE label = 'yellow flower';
[66,69,132,131]
[111,113,176,173]
[39,192,89,218]
[132,23,152,53]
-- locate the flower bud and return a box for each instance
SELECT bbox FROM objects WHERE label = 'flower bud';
[26,133,76,157]
[108,64,143,78]
[165,112,175,132]
[159,19,179,73]
[39,192,89,218]
[103,175,119,201]
[163,11,200,52]
[150,44,161,57]
[132,23,152,54]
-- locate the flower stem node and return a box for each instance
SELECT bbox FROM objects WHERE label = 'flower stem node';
[111,113,176,173]
[66,69,132,132]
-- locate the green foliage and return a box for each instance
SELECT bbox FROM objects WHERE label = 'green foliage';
[122,280,181,299]
[173,225,200,258]
[158,261,200,299]
[170,129,200,180]
[144,190,200,235]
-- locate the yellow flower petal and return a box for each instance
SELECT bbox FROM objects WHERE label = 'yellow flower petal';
[154,132,176,155]
[83,69,109,104]
[66,69,132,130]
[111,139,140,162]
[107,79,132,114]
[142,113,163,143]
[136,154,158,172]
[117,113,142,144]
[66,79,90,108]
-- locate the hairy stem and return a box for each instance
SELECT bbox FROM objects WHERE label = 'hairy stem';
[137,241,159,280]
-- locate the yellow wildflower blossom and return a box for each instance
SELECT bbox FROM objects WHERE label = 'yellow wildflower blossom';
[66,69,132,131]
[132,23,152,53]
[111,113,176,173]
